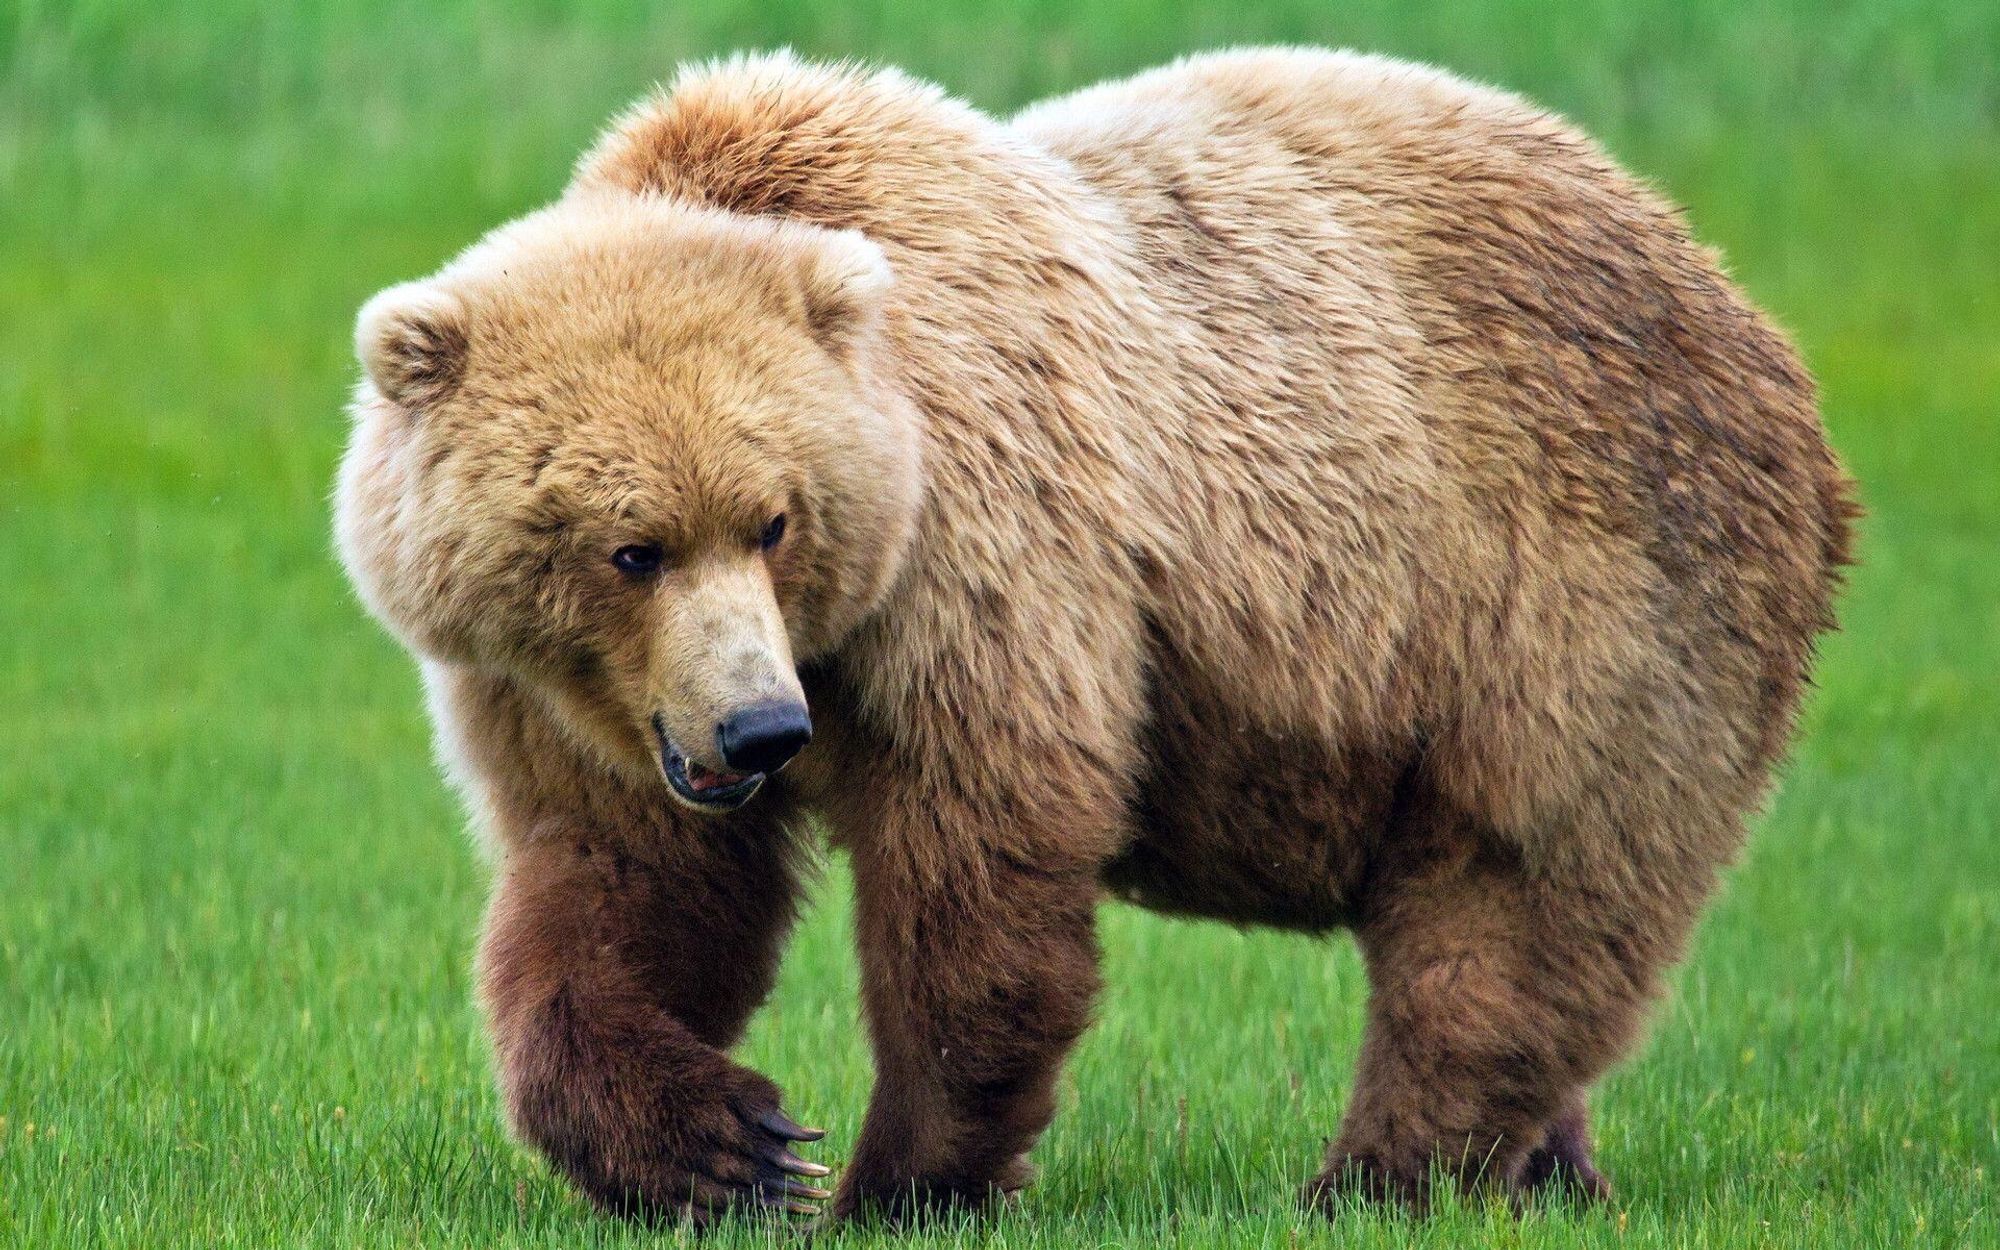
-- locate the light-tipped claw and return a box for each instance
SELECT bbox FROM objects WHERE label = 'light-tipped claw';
[758,1141,833,1177]
[761,1178,833,1201]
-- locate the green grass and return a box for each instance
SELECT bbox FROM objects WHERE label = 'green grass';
[2,1,1996,1246]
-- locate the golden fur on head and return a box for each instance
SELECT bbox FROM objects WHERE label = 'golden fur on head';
[337,47,1855,1226]
[336,192,920,779]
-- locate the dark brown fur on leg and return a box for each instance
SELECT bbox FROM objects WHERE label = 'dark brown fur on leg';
[1306,814,1660,1215]
[478,815,829,1224]
[828,784,1111,1224]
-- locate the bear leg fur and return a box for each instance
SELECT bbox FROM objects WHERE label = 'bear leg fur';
[1304,807,1680,1212]
[477,814,828,1222]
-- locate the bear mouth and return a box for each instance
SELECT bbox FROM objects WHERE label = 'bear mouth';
[653,719,764,812]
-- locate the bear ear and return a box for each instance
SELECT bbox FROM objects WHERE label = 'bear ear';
[794,230,893,359]
[355,281,470,409]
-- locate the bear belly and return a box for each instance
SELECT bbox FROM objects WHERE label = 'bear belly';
[1104,666,1411,933]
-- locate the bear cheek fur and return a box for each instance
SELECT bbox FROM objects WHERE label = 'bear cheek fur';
[780,368,925,662]
[335,301,503,669]
[335,390,592,680]
[332,392,478,662]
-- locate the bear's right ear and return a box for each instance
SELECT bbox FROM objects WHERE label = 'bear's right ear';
[794,230,893,361]
[355,282,469,409]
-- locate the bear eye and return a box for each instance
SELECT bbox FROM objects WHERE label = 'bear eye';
[760,514,787,551]
[610,544,664,577]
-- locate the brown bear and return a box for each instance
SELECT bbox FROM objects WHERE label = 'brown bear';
[334,48,1855,1225]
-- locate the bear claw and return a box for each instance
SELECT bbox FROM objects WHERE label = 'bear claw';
[758,1106,826,1142]
[745,1117,831,1213]
[758,1140,834,1177]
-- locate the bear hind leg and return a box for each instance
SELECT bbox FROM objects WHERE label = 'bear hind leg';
[1305,818,1675,1214]
[1519,1093,1611,1201]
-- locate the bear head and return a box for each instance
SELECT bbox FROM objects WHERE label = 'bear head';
[335,192,921,811]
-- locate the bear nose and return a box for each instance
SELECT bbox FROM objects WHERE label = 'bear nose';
[715,701,813,775]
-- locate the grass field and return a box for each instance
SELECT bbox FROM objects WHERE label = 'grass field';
[2,2,1996,1246]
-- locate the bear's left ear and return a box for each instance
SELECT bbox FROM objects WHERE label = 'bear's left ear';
[355,281,470,410]
[795,230,893,359]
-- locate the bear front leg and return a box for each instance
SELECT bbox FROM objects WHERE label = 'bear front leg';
[478,821,831,1223]
[830,790,1113,1223]
[817,552,1144,1223]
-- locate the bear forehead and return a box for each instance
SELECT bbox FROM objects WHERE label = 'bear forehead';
[378,195,879,535]
[435,225,833,442]
[421,347,807,547]
[407,441,786,577]
[441,378,800,516]
[445,198,810,343]
[460,265,806,383]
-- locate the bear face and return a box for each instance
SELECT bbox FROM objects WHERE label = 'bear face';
[335,193,922,806]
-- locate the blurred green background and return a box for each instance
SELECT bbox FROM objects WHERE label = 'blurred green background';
[2,2,1995,1247]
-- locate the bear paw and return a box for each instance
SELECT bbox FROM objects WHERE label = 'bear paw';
[1518,1116,1612,1203]
[827,1151,1034,1227]
[556,1069,834,1225]
[1300,1151,1429,1216]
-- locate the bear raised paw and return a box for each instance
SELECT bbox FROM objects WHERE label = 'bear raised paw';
[336,49,1854,1225]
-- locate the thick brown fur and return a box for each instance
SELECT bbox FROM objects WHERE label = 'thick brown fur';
[335,48,1856,1225]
